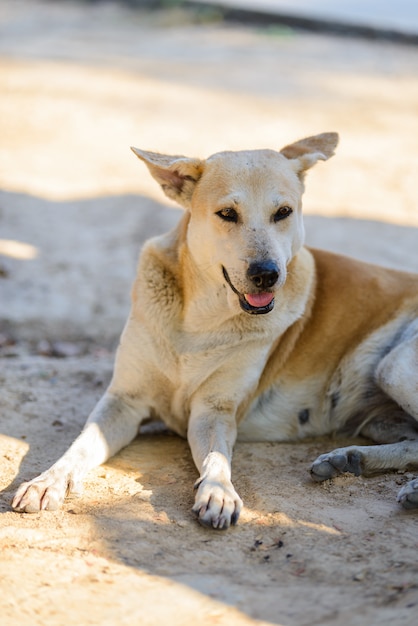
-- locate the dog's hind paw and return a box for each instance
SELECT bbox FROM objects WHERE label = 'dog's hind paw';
[11,472,74,513]
[397,477,418,509]
[310,446,363,482]
[192,477,243,530]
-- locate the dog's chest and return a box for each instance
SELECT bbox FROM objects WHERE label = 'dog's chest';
[149,327,273,436]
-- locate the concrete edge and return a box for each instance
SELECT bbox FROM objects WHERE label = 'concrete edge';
[138,0,418,45]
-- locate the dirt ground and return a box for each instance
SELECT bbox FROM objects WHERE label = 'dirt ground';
[1,2,418,625]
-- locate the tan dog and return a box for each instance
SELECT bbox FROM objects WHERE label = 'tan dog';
[12,133,418,529]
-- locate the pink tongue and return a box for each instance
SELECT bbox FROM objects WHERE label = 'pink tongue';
[245,292,274,308]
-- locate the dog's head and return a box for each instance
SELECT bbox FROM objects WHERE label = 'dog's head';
[132,133,338,315]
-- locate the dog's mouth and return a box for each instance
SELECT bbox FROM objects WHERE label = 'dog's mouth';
[222,267,275,315]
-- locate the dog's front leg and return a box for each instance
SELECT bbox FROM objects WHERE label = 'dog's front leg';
[188,400,242,530]
[12,392,146,513]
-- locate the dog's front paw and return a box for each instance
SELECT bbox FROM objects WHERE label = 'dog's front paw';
[310,446,364,482]
[12,472,74,513]
[192,476,243,530]
[397,477,418,509]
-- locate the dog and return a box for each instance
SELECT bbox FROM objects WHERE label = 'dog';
[12,132,418,529]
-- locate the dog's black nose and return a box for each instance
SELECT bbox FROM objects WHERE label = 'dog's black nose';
[247,261,279,290]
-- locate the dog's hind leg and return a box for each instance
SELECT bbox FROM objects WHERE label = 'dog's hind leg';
[374,332,418,424]
[310,439,418,479]
[12,392,147,513]
[311,331,418,508]
[375,331,418,508]
[397,477,418,508]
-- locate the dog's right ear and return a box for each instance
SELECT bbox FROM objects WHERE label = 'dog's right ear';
[131,148,204,209]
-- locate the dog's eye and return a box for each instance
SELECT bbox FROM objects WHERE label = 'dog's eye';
[273,206,293,222]
[216,208,239,223]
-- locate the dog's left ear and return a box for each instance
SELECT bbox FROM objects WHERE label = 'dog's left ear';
[131,147,204,209]
[280,132,339,177]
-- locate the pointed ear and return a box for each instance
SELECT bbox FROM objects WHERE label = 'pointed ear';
[280,132,339,177]
[131,147,204,209]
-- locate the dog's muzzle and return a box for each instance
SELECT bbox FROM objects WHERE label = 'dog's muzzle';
[222,264,277,315]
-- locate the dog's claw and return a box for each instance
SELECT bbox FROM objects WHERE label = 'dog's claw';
[12,474,70,513]
[310,459,337,482]
[192,477,242,530]
[310,447,364,482]
[397,477,418,509]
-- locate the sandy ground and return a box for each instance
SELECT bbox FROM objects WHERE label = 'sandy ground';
[1,2,418,625]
